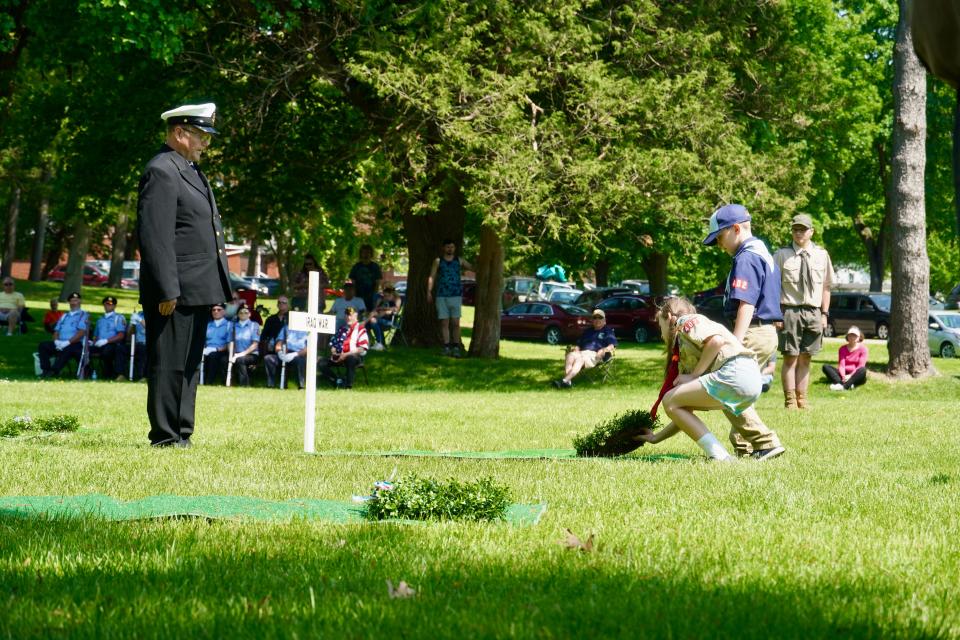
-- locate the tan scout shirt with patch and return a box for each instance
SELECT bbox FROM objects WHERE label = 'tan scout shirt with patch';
[675,314,752,375]
[773,242,835,307]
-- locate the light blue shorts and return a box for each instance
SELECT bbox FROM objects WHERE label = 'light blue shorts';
[436,296,462,320]
[699,355,762,416]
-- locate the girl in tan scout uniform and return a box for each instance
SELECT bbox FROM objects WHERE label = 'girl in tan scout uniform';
[638,298,774,461]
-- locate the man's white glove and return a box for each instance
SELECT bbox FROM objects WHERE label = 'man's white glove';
[202,346,216,356]
[280,351,299,363]
[54,340,69,350]
[94,339,108,348]
[228,355,237,364]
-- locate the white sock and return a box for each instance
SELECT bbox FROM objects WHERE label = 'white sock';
[696,433,732,460]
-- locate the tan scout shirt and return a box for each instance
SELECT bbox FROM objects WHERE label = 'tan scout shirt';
[774,242,835,307]
[675,314,752,375]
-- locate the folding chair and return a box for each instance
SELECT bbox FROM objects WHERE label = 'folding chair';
[384,309,407,347]
[586,351,615,384]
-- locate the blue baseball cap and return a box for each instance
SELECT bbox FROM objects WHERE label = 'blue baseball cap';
[703,204,751,246]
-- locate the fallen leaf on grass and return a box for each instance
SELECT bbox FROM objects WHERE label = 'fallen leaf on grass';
[387,579,417,599]
[559,528,595,552]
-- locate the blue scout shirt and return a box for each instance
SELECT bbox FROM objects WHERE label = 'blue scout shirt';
[205,318,231,349]
[94,312,127,341]
[55,310,89,339]
[577,326,618,351]
[129,311,147,344]
[724,237,783,322]
[277,326,309,353]
[232,319,260,353]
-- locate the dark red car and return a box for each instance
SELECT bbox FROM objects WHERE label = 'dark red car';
[593,294,661,343]
[47,264,109,287]
[500,302,591,345]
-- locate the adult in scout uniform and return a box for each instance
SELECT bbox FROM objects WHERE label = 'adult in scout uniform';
[703,204,785,460]
[89,295,128,380]
[774,214,836,410]
[136,102,231,447]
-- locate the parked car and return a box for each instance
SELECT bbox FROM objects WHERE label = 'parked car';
[243,276,280,296]
[574,287,634,310]
[88,260,140,288]
[500,302,592,345]
[944,283,960,309]
[462,279,476,306]
[928,310,960,358]
[48,264,110,287]
[502,276,537,309]
[695,294,727,325]
[593,294,660,343]
[825,292,891,339]
[930,295,946,310]
[526,280,572,302]
[620,280,681,296]
[547,288,583,305]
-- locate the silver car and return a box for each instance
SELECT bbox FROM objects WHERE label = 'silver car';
[928,311,960,358]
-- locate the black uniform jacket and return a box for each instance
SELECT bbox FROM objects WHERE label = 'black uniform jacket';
[136,145,232,307]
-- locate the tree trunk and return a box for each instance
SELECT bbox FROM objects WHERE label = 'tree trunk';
[467,223,504,358]
[399,181,466,347]
[888,0,934,379]
[246,237,260,277]
[641,252,669,297]
[29,171,51,281]
[107,204,130,287]
[594,258,610,287]
[954,91,960,250]
[60,221,90,301]
[41,229,64,280]
[2,183,21,279]
[854,213,886,291]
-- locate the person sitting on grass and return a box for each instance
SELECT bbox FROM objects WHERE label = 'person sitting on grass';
[636,297,777,462]
[365,284,401,351]
[320,306,369,389]
[553,309,617,389]
[822,325,868,391]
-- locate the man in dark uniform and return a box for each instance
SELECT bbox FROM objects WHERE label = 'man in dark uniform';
[136,102,231,448]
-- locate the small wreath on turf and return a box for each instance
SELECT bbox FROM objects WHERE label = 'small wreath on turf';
[0,414,81,438]
[573,409,660,457]
[363,475,511,522]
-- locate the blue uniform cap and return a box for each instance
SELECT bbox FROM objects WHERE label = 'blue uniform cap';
[703,204,751,246]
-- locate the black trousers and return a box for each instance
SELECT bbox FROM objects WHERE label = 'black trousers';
[264,353,306,389]
[231,354,259,386]
[90,342,125,378]
[202,351,229,385]
[38,340,84,376]
[822,364,867,389]
[145,305,208,445]
[320,354,362,388]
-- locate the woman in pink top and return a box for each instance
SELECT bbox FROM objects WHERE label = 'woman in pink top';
[822,325,868,390]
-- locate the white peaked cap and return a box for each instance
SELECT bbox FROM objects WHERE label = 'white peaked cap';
[160,103,218,134]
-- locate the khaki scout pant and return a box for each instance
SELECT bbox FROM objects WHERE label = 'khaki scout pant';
[725,324,782,455]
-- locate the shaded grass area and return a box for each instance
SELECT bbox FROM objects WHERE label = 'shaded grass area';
[2,304,960,637]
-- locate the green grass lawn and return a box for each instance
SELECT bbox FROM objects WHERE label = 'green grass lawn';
[2,284,959,638]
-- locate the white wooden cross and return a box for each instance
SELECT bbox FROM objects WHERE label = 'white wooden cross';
[287,271,336,453]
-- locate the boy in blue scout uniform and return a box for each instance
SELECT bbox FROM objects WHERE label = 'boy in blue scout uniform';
[702,204,786,461]
[202,303,232,384]
[89,296,128,380]
[38,292,88,378]
[229,305,261,386]
[264,325,310,389]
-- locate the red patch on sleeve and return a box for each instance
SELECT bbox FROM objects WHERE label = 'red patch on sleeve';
[731,278,749,290]
[681,317,699,333]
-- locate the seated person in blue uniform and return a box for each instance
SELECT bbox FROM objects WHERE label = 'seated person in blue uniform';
[553,308,617,389]
[89,295,128,380]
[229,304,261,386]
[202,303,232,384]
[38,292,89,378]
[264,325,310,389]
[125,309,148,381]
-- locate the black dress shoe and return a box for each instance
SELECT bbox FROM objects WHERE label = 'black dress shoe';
[151,440,176,448]
[175,439,192,449]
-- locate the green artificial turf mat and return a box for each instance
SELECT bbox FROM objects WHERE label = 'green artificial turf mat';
[0,494,547,526]
[318,448,691,461]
